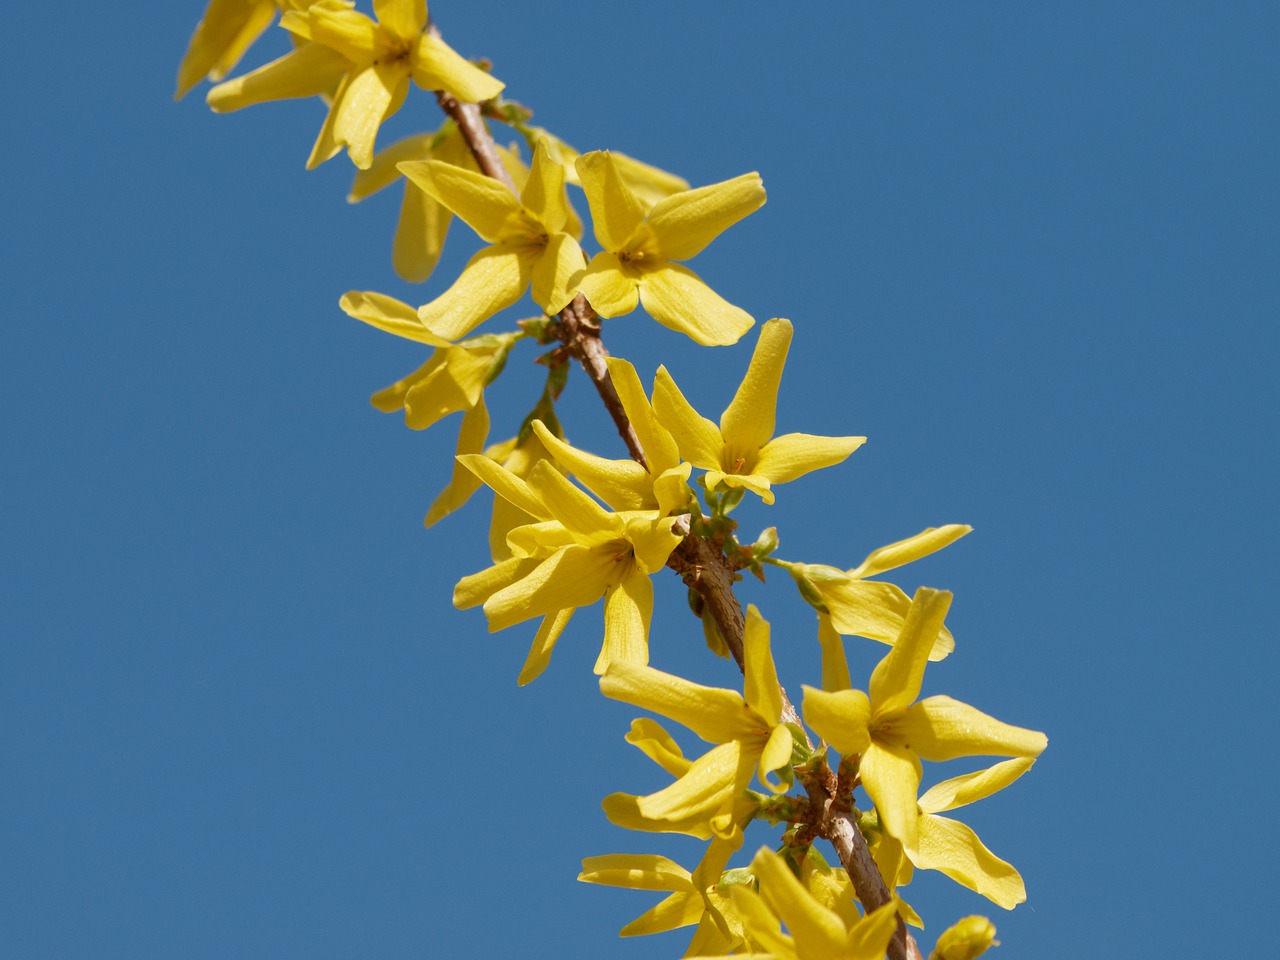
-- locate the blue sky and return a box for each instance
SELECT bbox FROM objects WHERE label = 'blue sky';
[3,1,1277,957]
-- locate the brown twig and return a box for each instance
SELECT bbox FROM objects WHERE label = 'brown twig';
[434,64,921,960]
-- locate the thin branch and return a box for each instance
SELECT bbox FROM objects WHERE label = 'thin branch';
[434,62,921,960]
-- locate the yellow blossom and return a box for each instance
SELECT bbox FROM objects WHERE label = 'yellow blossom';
[803,589,1047,852]
[598,606,794,835]
[452,459,681,683]
[727,847,900,960]
[348,122,527,282]
[575,150,765,346]
[177,0,299,100]
[653,318,865,504]
[207,0,504,169]
[779,525,972,665]
[400,140,586,340]
[578,833,745,952]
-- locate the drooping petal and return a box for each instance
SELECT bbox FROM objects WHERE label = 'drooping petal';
[620,892,705,937]
[743,605,782,725]
[456,453,552,522]
[206,41,350,112]
[416,245,532,341]
[728,885,798,959]
[578,252,641,318]
[576,151,649,252]
[601,792,715,840]
[606,358,682,474]
[652,367,725,469]
[403,349,490,430]
[372,0,425,40]
[646,172,766,262]
[635,740,742,823]
[411,32,505,102]
[531,421,652,510]
[918,758,1036,815]
[578,853,695,892]
[599,662,756,745]
[758,723,794,792]
[816,577,954,662]
[868,588,952,718]
[399,159,521,243]
[516,606,574,686]
[453,556,539,609]
[286,6,379,62]
[623,516,684,574]
[848,525,973,581]
[912,814,1026,910]
[176,0,277,99]
[529,232,585,314]
[341,290,450,345]
[484,544,614,631]
[709,469,775,505]
[391,176,451,282]
[892,697,1048,762]
[371,354,441,413]
[625,718,692,778]
[719,317,791,450]
[308,60,408,169]
[424,394,490,525]
[349,132,434,199]
[754,433,866,485]
[751,847,847,958]
[859,741,923,850]
[597,568,654,674]
[801,686,871,757]
[638,262,754,346]
[816,613,852,692]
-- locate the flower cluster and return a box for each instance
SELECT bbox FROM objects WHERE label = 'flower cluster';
[176,4,1048,957]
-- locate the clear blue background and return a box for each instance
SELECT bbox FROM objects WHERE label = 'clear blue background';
[3,1,1277,956]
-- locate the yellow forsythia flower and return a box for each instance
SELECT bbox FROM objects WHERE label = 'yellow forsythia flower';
[207,0,504,169]
[803,589,1047,853]
[653,318,865,504]
[575,150,765,346]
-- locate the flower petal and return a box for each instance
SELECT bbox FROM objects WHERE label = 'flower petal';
[516,606,574,686]
[416,245,532,341]
[912,814,1026,910]
[525,460,618,543]
[456,453,551,521]
[728,885,796,958]
[652,367,725,470]
[349,132,434,200]
[844,900,900,960]
[743,605,782,726]
[848,525,973,581]
[918,759,1036,815]
[601,792,714,840]
[599,662,754,745]
[638,262,754,347]
[816,613,851,692]
[801,686,871,757]
[597,568,653,674]
[622,516,683,574]
[752,847,847,956]
[399,159,521,243]
[719,318,791,452]
[819,578,954,662]
[520,140,570,234]
[403,349,490,430]
[484,544,613,631]
[206,41,350,112]
[635,740,742,823]
[859,741,923,850]
[579,251,641,318]
[605,358,682,474]
[424,394,490,525]
[754,433,866,485]
[758,723,794,792]
[869,587,952,717]
[176,0,277,99]
[576,151,648,252]
[625,717,692,778]
[647,171,766,262]
[372,0,424,40]
[308,60,407,170]
[620,892,705,937]
[341,290,451,346]
[453,555,539,609]
[893,697,1048,762]
[578,853,695,892]
[412,32,505,102]
[529,232,585,314]
[531,421,653,511]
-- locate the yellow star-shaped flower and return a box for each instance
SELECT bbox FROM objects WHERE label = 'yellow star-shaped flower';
[575,150,765,346]
[207,0,504,169]
[803,588,1048,852]
[653,318,866,504]
[400,140,586,340]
